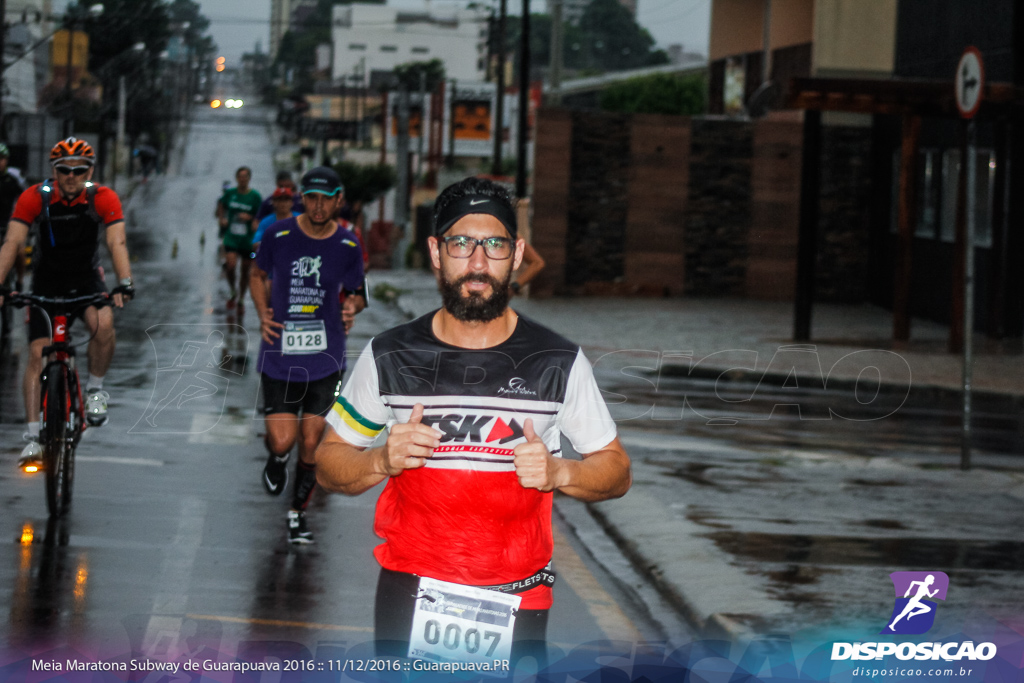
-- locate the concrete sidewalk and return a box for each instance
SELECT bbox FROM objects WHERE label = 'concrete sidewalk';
[368,268,1024,399]
[364,268,1024,641]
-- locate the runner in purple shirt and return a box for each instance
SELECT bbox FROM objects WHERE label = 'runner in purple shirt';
[250,165,366,543]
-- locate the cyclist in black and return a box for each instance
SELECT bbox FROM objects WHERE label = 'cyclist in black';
[0,137,134,469]
[0,143,26,291]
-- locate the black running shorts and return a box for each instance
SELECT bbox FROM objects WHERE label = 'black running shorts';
[28,271,108,343]
[261,369,344,417]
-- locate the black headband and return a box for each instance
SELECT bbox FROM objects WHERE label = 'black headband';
[435,194,518,238]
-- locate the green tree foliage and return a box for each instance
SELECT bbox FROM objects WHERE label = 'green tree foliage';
[276,0,385,92]
[62,0,213,143]
[599,73,706,116]
[503,0,665,77]
[333,161,396,205]
[577,0,666,71]
[393,59,446,91]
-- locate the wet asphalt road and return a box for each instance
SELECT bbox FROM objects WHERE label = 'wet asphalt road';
[0,107,689,664]
[2,104,1022,663]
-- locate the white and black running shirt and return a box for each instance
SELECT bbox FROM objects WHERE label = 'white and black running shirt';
[326,311,617,609]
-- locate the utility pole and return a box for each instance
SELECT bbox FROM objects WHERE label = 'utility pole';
[549,0,563,106]
[490,0,507,176]
[63,19,75,137]
[0,0,7,130]
[762,0,772,85]
[112,75,125,191]
[417,69,426,180]
[516,0,530,198]
[394,84,411,269]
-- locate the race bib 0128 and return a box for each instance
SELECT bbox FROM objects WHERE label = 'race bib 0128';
[408,576,520,671]
[281,320,327,355]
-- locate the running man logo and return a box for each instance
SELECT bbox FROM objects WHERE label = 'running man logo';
[292,255,323,287]
[881,571,949,635]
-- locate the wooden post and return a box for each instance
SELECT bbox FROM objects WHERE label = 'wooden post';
[793,109,821,341]
[893,113,920,345]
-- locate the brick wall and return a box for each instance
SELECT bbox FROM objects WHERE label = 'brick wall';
[747,120,802,299]
[624,114,690,295]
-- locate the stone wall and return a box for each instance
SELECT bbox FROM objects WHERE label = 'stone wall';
[684,119,753,296]
[531,108,873,302]
[565,111,631,289]
[817,125,873,302]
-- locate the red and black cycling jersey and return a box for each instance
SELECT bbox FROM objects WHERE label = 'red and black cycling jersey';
[11,182,124,284]
[326,311,617,610]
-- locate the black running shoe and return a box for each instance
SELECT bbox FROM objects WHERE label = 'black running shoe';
[262,451,289,495]
[288,509,314,544]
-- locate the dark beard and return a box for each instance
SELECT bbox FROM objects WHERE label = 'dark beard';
[439,271,511,322]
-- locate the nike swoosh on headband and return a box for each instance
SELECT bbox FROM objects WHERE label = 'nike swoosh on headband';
[469,199,489,205]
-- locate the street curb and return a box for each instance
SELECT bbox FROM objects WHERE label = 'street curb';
[584,499,770,644]
[583,502,707,633]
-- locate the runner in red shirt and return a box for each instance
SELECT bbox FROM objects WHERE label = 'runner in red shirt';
[315,177,631,665]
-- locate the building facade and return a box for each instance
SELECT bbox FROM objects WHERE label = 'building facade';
[545,0,636,25]
[708,0,898,113]
[330,4,489,85]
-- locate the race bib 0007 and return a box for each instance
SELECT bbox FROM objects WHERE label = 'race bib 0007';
[408,576,520,670]
[282,320,327,355]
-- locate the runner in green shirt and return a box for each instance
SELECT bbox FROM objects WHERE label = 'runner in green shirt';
[217,166,262,314]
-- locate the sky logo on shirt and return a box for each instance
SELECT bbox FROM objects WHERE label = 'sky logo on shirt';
[421,414,525,444]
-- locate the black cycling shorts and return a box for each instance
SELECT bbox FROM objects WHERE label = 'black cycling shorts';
[28,271,107,343]
[261,369,344,417]
[373,567,549,665]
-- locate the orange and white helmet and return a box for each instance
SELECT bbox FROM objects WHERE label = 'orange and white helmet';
[50,137,95,166]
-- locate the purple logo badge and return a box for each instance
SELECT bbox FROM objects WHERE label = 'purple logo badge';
[881,571,949,635]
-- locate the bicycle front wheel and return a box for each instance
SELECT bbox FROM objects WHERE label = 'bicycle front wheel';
[41,366,71,517]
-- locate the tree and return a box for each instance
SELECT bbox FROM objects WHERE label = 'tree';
[393,59,446,91]
[578,0,666,71]
[275,0,386,94]
[599,72,706,115]
[333,161,395,205]
[502,2,665,79]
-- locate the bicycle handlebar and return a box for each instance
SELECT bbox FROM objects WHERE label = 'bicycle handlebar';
[4,291,114,312]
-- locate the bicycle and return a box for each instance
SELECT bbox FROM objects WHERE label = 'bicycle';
[6,290,119,517]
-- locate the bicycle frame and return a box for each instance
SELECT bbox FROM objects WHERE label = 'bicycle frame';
[40,312,86,443]
[7,291,111,515]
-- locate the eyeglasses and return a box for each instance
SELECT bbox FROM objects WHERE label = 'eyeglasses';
[442,235,513,260]
[54,165,90,176]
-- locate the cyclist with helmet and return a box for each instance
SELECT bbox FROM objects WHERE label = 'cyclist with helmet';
[0,137,134,469]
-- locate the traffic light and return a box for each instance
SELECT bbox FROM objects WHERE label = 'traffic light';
[216,56,225,72]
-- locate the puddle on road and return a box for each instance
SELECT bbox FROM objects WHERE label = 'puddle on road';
[707,531,1024,570]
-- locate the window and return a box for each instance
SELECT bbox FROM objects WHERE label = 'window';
[917,149,940,238]
[940,148,995,246]
[380,45,398,52]
[411,46,429,54]
[348,43,366,51]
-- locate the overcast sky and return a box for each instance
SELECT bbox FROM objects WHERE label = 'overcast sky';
[53,0,709,67]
